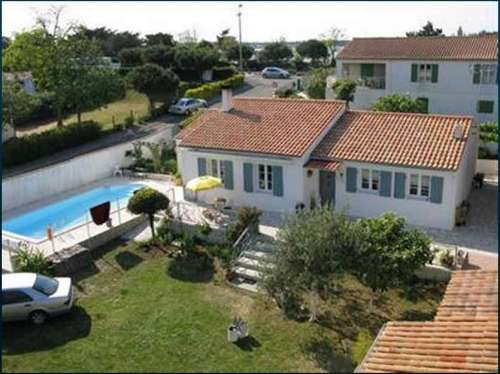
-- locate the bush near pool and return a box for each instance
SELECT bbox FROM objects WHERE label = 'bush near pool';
[184,74,245,100]
[3,121,103,167]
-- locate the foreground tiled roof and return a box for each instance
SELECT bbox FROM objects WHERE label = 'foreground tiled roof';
[304,159,341,171]
[357,270,498,373]
[176,97,346,157]
[311,110,473,171]
[337,36,498,61]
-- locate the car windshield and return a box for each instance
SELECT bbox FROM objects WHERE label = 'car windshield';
[33,274,59,296]
[178,99,190,106]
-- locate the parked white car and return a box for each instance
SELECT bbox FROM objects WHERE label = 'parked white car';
[169,98,208,115]
[262,67,291,79]
[2,273,74,324]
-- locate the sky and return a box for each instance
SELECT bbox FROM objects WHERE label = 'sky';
[2,1,498,42]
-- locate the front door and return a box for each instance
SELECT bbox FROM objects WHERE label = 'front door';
[319,171,336,207]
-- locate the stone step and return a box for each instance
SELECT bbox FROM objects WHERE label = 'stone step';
[231,277,259,293]
[236,256,274,271]
[233,266,261,281]
[241,249,273,262]
[254,240,275,252]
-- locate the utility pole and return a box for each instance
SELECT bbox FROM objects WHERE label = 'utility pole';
[237,4,243,71]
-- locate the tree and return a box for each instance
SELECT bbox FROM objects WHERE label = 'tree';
[2,36,11,49]
[372,93,427,113]
[128,63,180,112]
[143,45,175,68]
[177,28,198,44]
[145,32,175,47]
[262,206,359,321]
[331,79,357,104]
[259,41,293,64]
[406,21,444,37]
[319,27,345,65]
[174,45,220,80]
[74,26,143,56]
[226,43,254,65]
[2,81,43,133]
[304,68,331,99]
[351,213,433,307]
[127,187,170,238]
[457,26,464,36]
[296,39,328,65]
[119,47,144,67]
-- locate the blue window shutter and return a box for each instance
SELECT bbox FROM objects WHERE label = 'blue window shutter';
[243,163,253,192]
[346,167,357,193]
[411,64,418,82]
[379,171,392,197]
[431,64,439,83]
[430,176,444,204]
[197,158,207,176]
[272,166,284,197]
[223,160,234,190]
[473,64,481,84]
[394,172,406,199]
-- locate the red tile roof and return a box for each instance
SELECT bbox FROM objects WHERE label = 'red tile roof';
[357,270,498,373]
[304,159,341,172]
[311,110,474,171]
[176,97,346,157]
[337,36,498,61]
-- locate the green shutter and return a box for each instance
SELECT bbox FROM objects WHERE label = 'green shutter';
[197,158,207,176]
[361,64,374,79]
[473,64,481,84]
[431,64,439,83]
[379,171,392,197]
[272,166,284,197]
[223,160,234,190]
[346,167,357,193]
[430,176,444,204]
[411,64,418,82]
[394,172,406,199]
[417,97,429,113]
[243,163,253,193]
[477,100,494,114]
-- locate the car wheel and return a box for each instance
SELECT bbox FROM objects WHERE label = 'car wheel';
[185,109,192,116]
[29,310,48,325]
[203,103,208,108]
[280,74,285,78]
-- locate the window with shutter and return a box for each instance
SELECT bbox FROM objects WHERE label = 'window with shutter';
[477,100,494,114]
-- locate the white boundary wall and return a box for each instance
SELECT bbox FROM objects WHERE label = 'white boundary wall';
[2,125,175,213]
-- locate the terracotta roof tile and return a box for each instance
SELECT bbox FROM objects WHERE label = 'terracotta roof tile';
[312,110,474,171]
[338,36,498,61]
[304,159,341,171]
[177,97,346,157]
[357,271,498,373]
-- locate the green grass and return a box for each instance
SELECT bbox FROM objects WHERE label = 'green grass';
[17,90,150,136]
[2,240,446,372]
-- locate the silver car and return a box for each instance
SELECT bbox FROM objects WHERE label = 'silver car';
[262,67,291,79]
[169,98,208,115]
[2,273,74,324]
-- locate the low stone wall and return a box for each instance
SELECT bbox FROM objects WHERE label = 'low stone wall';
[476,159,498,175]
[415,264,452,282]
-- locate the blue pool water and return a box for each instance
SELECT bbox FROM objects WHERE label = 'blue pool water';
[2,183,146,240]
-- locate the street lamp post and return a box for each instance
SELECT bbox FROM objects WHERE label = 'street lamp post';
[237,4,243,71]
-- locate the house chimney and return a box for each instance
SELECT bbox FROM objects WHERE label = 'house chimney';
[453,123,464,140]
[221,88,233,112]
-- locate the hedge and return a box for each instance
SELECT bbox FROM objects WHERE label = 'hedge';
[3,121,103,168]
[184,74,245,100]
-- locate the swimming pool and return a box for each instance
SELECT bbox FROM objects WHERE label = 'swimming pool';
[2,183,145,241]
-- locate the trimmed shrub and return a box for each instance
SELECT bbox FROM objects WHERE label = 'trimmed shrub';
[212,66,237,81]
[3,121,102,167]
[178,81,202,98]
[185,74,245,100]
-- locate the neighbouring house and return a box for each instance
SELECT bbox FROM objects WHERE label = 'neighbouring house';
[176,89,478,230]
[330,36,498,123]
[356,270,498,373]
[3,71,36,94]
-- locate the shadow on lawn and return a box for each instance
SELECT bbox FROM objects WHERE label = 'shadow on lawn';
[234,335,261,351]
[115,250,144,271]
[302,337,356,373]
[2,306,91,355]
[167,251,215,283]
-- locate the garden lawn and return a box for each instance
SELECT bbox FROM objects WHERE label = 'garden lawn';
[2,240,445,373]
[17,90,150,136]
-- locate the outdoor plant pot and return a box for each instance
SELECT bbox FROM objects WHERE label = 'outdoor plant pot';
[227,317,249,343]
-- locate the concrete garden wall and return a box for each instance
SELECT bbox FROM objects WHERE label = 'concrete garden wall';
[2,125,175,213]
[476,159,498,175]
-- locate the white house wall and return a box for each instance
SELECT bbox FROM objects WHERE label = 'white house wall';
[454,124,479,205]
[177,147,305,213]
[334,161,457,229]
[337,59,498,122]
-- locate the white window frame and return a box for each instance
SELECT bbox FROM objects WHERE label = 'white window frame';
[360,169,379,193]
[207,159,225,183]
[418,64,432,82]
[257,163,273,193]
[479,64,497,85]
[408,173,431,200]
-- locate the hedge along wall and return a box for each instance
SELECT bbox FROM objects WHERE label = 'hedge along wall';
[2,124,175,213]
[184,74,245,100]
